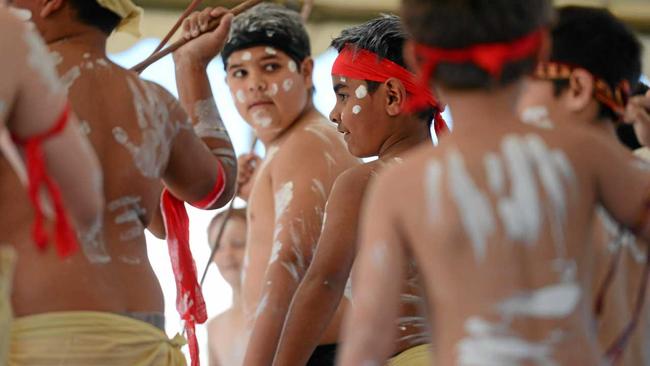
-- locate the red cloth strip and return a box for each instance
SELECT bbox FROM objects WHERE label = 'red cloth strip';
[413,28,545,85]
[11,103,79,257]
[332,45,447,136]
[160,161,226,366]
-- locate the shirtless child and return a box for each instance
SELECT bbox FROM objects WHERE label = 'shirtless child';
[6,1,237,364]
[0,9,103,363]
[182,4,358,365]
[272,16,441,366]
[518,6,649,364]
[206,208,248,366]
[339,0,650,365]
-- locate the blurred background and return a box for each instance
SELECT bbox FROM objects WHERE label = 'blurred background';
[105,0,650,363]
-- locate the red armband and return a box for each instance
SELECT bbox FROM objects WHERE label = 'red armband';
[11,103,79,258]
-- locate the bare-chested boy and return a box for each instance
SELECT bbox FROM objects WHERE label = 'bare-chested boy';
[518,6,650,364]
[5,1,237,364]
[0,9,103,363]
[272,15,440,366]
[338,0,650,365]
[206,208,248,366]
[183,4,358,365]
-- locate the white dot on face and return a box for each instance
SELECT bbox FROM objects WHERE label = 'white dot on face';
[242,51,252,61]
[352,105,362,114]
[288,61,297,73]
[340,77,347,83]
[355,85,368,99]
[282,79,294,92]
[265,47,277,55]
[236,90,246,103]
[268,83,279,96]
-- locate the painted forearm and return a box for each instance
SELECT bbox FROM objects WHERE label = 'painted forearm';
[273,275,346,366]
[244,275,299,366]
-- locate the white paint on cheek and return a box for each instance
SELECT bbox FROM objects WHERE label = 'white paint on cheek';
[447,149,495,262]
[267,83,279,97]
[288,60,297,73]
[236,90,246,104]
[355,85,368,99]
[265,47,277,55]
[425,159,443,222]
[274,182,294,219]
[352,105,362,115]
[484,153,505,195]
[282,78,294,92]
[497,282,581,318]
[242,51,252,61]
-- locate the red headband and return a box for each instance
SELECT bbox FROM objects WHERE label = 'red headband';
[413,28,545,84]
[332,45,447,135]
[534,61,631,121]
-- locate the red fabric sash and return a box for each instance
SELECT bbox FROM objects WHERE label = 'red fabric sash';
[332,45,447,135]
[11,103,79,257]
[160,161,226,366]
[413,28,545,85]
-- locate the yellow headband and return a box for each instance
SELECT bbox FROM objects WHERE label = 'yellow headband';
[95,0,143,37]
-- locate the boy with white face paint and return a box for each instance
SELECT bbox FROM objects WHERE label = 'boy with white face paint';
[183,4,358,365]
[272,15,442,366]
[518,6,650,364]
[0,9,103,364]
[339,0,650,365]
[5,1,237,365]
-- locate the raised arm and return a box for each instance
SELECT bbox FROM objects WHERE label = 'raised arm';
[3,14,103,233]
[590,130,650,239]
[163,7,236,208]
[337,168,406,366]
[243,137,330,366]
[272,167,372,366]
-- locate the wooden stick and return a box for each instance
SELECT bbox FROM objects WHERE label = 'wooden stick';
[130,0,264,74]
[149,0,203,57]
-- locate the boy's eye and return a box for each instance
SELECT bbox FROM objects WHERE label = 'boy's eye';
[232,69,246,78]
[264,63,280,72]
[337,93,348,102]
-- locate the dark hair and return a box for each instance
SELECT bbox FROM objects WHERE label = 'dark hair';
[401,0,553,89]
[207,208,247,249]
[331,15,435,127]
[222,3,310,69]
[550,6,642,122]
[67,0,121,35]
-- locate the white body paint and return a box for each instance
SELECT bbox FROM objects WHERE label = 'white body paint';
[193,98,230,141]
[352,105,362,115]
[425,160,443,222]
[311,179,327,201]
[113,78,183,178]
[255,292,269,319]
[236,90,246,104]
[108,196,146,242]
[78,214,111,264]
[305,125,331,145]
[251,109,273,128]
[61,66,81,92]
[484,153,505,195]
[9,6,32,21]
[242,51,252,61]
[447,149,496,261]
[78,121,92,135]
[267,83,279,97]
[274,182,294,220]
[265,47,277,55]
[521,106,555,130]
[497,282,581,318]
[288,60,297,73]
[282,78,294,92]
[355,85,368,99]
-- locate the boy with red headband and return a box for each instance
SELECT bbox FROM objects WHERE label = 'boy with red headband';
[0,9,103,363]
[518,6,650,364]
[271,15,441,366]
[6,1,237,365]
[339,0,650,365]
